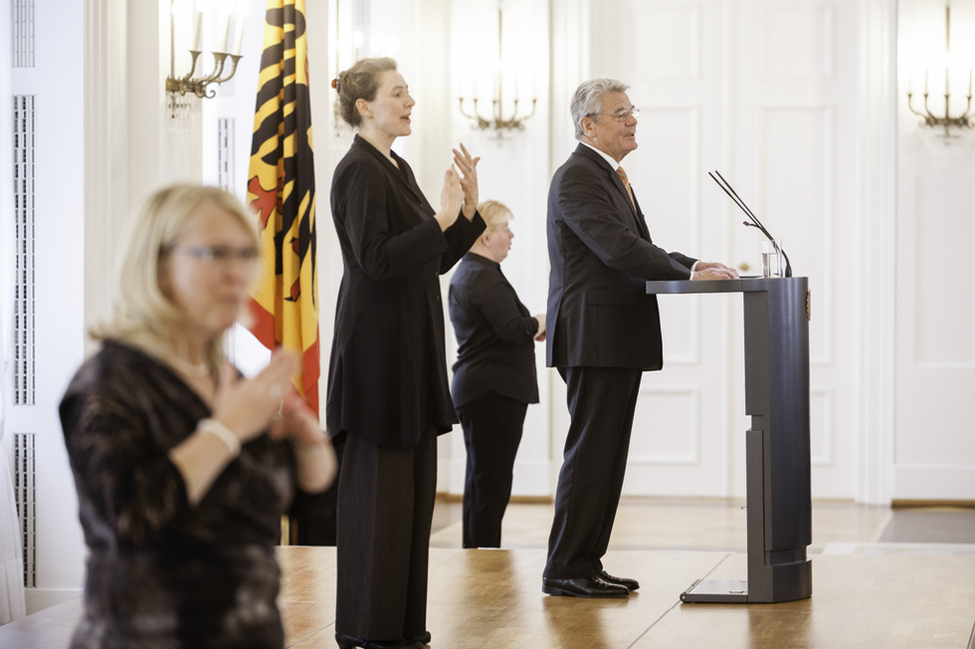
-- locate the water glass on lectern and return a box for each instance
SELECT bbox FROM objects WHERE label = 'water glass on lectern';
[762,239,785,278]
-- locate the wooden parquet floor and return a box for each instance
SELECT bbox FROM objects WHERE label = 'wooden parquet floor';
[3,499,975,649]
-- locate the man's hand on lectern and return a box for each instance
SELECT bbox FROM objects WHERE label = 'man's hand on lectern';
[691,262,739,281]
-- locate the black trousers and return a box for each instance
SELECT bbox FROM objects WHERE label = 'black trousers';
[335,428,437,640]
[544,366,642,579]
[456,395,529,548]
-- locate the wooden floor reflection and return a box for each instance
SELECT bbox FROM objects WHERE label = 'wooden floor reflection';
[278,546,975,649]
[3,498,975,648]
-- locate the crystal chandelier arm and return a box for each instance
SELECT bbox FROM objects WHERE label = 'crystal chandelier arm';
[458,98,491,130]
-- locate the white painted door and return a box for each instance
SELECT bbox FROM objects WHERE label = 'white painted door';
[590,0,862,499]
[893,0,975,503]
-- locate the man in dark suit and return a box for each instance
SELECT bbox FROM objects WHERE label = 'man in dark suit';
[542,78,738,598]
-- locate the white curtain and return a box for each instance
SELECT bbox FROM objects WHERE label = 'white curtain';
[0,297,26,624]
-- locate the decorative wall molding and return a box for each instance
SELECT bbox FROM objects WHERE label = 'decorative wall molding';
[756,1,835,81]
[83,0,129,354]
[630,386,702,465]
[624,0,703,81]
[810,387,835,466]
[857,0,896,505]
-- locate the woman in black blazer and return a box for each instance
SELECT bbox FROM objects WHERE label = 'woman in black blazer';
[327,58,485,649]
[448,201,546,549]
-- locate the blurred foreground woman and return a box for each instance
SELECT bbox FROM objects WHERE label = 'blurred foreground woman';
[59,184,336,649]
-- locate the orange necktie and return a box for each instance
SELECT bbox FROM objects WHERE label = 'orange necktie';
[616,166,636,209]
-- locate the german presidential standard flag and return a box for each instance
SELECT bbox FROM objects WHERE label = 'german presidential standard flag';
[246,0,320,414]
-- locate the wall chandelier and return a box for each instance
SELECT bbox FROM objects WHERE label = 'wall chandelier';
[457,1,536,136]
[166,0,247,118]
[906,0,975,137]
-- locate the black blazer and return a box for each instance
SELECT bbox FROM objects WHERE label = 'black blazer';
[326,135,486,448]
[546,144,697,370]
[448,252,539,408]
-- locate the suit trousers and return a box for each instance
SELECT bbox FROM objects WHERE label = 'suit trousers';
[335,428,437,640]
[456,395,529,548]
[544,365,643,579]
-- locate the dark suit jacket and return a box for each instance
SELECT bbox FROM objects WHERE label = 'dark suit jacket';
[327,135,486,448]
[546,144,697,370]
[448,252,540,408]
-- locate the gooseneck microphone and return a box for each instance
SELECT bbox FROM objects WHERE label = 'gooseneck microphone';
[708,170,792,278]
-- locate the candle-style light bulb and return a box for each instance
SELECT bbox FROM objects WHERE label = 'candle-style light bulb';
[233,13,246,56]
[192,10,203,51]
[221,14,231,53]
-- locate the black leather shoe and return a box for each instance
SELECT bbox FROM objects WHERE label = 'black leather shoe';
[598,570,640,591]
[335,633,423,649]
[406,631,431,645]
[541,575,629,598]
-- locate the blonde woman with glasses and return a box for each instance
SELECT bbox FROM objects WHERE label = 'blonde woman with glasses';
[59,183,335,648]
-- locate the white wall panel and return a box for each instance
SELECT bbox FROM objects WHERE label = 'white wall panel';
[7,0,87,612]
[756,2,834,80]
[757,106,834,364]
[632,107,702,258]
[809,388,834,466]
[443,0,554,497]
[633,106,703,365]
[912,139,975,367]
[623,0,703,80]
[630,387,701,464]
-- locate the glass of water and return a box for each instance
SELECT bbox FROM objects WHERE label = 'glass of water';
[762,239,785,278]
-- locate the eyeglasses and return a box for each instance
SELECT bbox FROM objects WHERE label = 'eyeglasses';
[587,107,640,122]
[169,245,260,265]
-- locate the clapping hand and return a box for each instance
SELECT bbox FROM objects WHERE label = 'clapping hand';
[210,349,299,443]
[436,168,465,231]
[452,143,480,219]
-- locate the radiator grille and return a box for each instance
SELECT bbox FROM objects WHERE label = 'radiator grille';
[13,95,37,407]
[12,0,35,68]
[217,117,235,194]
[13,433,36,589]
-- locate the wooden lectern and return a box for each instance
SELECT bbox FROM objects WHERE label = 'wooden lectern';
[645,277,812,603]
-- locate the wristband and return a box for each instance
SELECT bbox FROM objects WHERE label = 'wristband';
[199,418,241,457]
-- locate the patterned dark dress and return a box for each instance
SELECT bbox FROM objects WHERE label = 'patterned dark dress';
[59,341,296,649]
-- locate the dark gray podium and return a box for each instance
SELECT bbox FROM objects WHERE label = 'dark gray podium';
[645,277,812,603]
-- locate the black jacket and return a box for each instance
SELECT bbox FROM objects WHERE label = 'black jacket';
[546,144,697,370]
[449,252,539,408]
[327,135,485,448]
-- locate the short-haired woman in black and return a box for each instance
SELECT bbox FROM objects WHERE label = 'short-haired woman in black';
[448,200,545,549]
